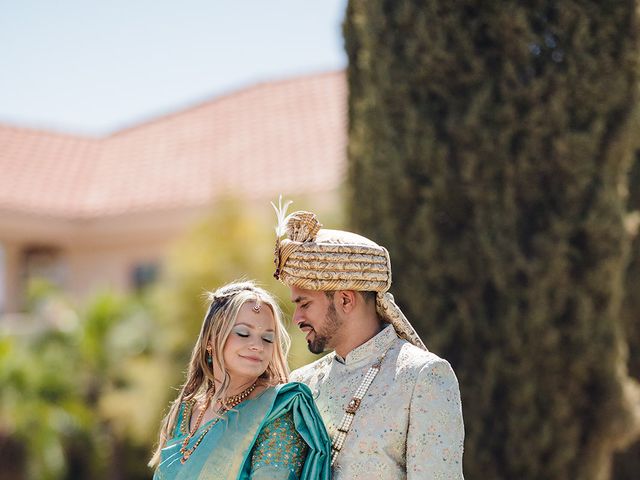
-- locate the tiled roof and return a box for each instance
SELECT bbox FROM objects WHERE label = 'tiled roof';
[0,71,346,219]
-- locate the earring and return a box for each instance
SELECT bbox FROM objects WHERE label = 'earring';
[206,345,213,366]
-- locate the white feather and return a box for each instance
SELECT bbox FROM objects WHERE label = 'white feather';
[271,195,293,237]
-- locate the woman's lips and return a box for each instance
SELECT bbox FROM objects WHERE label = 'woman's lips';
[240,355,262,362]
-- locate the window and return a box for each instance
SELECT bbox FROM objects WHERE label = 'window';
[0,243,5,313]
[22,245,67,289]
[131,262,159,291]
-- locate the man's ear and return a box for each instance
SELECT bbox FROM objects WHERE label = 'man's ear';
[335,290,357,314]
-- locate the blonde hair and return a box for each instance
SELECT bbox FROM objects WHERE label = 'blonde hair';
[149,281,290,467]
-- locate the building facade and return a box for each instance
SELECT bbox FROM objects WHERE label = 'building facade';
[0,71,346,315]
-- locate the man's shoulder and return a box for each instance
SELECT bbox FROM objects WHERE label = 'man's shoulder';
[393,340,462,398]
[290,353,335,382]
[395,339,456,377]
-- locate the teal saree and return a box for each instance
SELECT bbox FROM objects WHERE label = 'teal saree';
[154,382,331,480]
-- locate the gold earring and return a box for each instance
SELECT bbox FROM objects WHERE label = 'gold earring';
[206,345,213,366]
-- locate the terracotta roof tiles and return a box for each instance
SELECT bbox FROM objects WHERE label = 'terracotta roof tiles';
[0,71,346,219]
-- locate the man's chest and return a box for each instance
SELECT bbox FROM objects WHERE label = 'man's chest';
[307,363,414,458]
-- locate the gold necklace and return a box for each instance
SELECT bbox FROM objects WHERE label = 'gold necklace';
[179,381,257,464]
[221,381,257,409]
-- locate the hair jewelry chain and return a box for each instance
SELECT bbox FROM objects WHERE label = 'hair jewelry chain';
[179,381,257,464]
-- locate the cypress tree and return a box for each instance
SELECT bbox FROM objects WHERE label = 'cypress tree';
[613,153,640,478]
[344,1,640,479]
[622,153,640,382]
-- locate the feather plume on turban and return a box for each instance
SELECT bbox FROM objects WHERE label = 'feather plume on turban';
[272,201,427,351]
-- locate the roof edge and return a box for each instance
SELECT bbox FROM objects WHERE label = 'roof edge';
[106,69,345,138]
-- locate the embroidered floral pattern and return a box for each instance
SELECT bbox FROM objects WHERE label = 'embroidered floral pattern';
[291,325,465,479]
[250,412,308,477]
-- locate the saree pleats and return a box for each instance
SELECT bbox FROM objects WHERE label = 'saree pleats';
[154,382,330,480]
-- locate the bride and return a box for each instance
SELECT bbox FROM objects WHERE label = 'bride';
[149,281,330,479]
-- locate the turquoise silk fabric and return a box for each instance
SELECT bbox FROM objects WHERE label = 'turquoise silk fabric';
[154,382,331,480]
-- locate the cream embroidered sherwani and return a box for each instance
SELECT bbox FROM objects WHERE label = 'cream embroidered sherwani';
[291,325,465,479]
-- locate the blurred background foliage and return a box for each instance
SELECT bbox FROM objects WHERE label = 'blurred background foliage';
[0,198,340,480]
[0,285,159,480]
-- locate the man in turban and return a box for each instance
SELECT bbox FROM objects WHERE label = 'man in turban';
[272,206,465,479]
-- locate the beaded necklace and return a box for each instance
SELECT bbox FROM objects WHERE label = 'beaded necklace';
[179,381,257,464]
[330,347,390,466]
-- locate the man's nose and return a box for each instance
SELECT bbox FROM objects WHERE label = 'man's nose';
[292,309,304,326]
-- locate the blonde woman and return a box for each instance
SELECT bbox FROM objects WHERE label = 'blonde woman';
[149,281,330,479]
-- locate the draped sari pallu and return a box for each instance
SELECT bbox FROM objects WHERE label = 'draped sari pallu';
[154,382,331,480]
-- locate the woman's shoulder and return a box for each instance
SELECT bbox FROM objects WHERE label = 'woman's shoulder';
[246,382,312,409]
[255,382,316,418]
[272,381,314,399]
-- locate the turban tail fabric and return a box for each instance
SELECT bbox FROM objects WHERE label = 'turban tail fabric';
[273,208,427,351]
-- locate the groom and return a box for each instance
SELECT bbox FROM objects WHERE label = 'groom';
[272,209,465,479]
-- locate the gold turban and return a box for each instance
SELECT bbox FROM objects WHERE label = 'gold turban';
[273,207,427,351]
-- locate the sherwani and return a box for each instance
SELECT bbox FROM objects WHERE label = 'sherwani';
[291,324,465,479]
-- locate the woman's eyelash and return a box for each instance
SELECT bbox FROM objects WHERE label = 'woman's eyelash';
[234,331,273,343]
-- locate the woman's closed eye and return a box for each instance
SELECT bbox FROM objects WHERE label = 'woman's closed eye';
[233,328,251,338]
[262,336,274,344]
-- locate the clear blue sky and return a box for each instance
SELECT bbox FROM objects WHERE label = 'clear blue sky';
[0,0,348,136]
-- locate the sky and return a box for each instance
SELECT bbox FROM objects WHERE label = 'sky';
[0,0,348,136]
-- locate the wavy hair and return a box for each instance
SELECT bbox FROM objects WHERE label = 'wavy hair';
[149,281,290,467]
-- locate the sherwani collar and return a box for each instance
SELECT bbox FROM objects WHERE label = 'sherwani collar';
[334,324,397,369]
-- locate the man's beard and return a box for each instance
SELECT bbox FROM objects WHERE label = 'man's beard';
[307,301,342,354]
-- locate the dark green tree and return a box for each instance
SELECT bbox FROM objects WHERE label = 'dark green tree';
[345,1,640,479]
[613,151,640,479]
